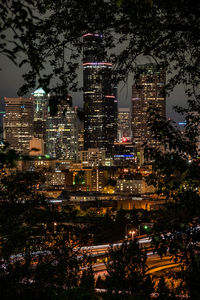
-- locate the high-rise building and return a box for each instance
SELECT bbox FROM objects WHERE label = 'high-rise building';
[77,124,84,158]
[83,33,117,156]
[131,64,166,151]
[113,86,118,142]
[81,148,106,167]
[32,88,48,143]
[3,97,33,154]
[46,96,78,161]
[0,111,5,143]
[117,108,131,142]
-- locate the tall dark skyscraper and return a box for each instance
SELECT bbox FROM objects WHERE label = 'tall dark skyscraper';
[131,64,166,150]
[83,33,117,156]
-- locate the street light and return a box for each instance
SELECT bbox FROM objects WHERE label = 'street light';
[125,221,134,239]
[129,230,136,240]
[54,222,57,233]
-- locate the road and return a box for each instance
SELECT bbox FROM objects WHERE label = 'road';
[146,254,181,275]
[92,253,181,277]
[85,237,182,280]
[8,236,182,280]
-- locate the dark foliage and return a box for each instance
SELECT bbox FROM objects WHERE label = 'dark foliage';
[0,147,93,299]
[1,1,200,298]
[2,1,200,105]
[104,240,153,298]
[145,85,200,298]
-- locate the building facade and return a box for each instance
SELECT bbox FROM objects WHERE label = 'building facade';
[113,141,135,166]
[131,64,166,152]
[3,97,33,154]
[81,148,106,167]
[117,108,131,142]
[29,137,44,156]
[116,177,155,194]
[46,96,78,161]
[32,88,48,148]
[83,33,117,156]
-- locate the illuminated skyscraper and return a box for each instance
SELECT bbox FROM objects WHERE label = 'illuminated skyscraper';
[131,64,166,151]
[3,97,33,154]
[0,111,5,142]
[46,96,78,160]
[83,33,117,156]
[117,108,131,142]
[32,88,48,141]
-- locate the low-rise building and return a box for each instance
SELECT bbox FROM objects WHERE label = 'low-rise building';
[116,177,155,194]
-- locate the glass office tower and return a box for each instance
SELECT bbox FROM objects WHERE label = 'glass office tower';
[46,96,78,160]
[83,33,117,156]
[3,97,33,154]
[131,64,166,149]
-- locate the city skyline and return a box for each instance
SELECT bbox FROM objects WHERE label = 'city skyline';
[0,55,187,123]
[0,2,199,299]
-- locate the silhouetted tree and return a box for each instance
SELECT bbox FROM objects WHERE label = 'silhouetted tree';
[0,147,92,299]
[104,240,153,298]
[2,1,200,105]
[157,277,172,300]
[145,94,200,298]
[80,266,95,292]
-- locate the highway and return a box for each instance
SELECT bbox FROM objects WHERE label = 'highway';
[80,236,152,276]
[6,236,182,279]
[80,237,181,279]
[91,253,182,280]
[147,255,181,275]
[80,236,152,256]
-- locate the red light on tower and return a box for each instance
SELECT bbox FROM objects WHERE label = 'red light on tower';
[122,137,127,143]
